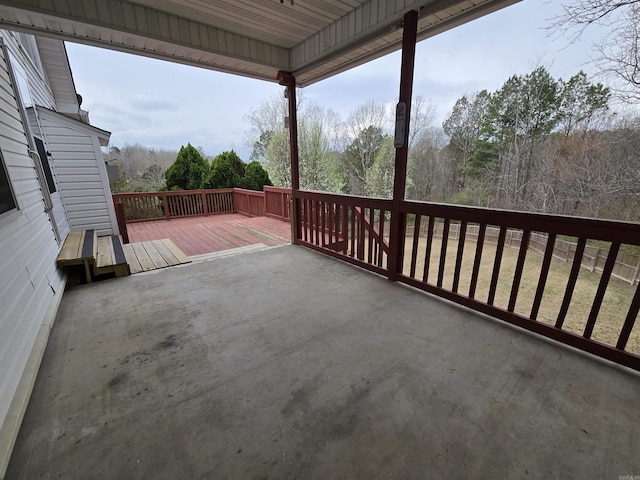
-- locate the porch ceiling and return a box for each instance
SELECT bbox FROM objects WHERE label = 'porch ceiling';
[0,0,520,86]
[7,245,640,478]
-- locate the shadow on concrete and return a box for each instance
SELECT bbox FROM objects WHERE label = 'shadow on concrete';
[7,245,640,479]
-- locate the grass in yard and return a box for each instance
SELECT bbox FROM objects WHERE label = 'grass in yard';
[401,235,640,356]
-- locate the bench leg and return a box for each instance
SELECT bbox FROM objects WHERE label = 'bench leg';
[84,260,92,283]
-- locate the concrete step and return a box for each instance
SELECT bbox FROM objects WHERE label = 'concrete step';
[189,243,272,263]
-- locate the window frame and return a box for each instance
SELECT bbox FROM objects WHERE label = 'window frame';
[0,147,18,220]
[33,135,56,194]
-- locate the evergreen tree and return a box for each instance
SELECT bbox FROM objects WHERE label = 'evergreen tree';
[241,161,273,191]
[206,155,240,189]
[164,143,208,190]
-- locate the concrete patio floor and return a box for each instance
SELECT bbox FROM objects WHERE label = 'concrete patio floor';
[6,245,640,479]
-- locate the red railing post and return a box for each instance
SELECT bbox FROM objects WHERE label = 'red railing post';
[263,187,268,217]
[202,191,208,215]
[278,71,301,243]
[114,201,129,244]
[163,193,170,220]
[388,10,418,281]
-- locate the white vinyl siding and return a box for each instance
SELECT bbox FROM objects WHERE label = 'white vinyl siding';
[35,106,116,236]
[0,35,64,469]
[2,30,55,109]
[27,109,70,239]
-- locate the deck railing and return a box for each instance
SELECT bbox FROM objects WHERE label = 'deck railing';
[296,190,392,276]
[233,188,265,217]
[293,190,640,371]
[264,186,291,222]
[113,189,235,222]
[113,187,292,223]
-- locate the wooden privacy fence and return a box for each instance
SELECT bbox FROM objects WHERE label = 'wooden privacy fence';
[113,187,291,223]
[292,191,640,371]
[407,222,640,286]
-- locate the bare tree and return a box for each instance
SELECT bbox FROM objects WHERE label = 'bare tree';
[594,4,640,100]
[339,101,390,195]
[553,0,640,101]
[407,127,448,202]
[245,93,343,191]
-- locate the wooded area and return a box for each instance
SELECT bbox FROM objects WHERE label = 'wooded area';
[107,143,272,193]
[245,66,640,223]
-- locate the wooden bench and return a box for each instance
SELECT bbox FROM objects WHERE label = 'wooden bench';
[94,235,131,278]
[57,230,98,282]
[57,230,130,282]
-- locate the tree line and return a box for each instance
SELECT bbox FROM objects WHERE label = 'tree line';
[163,144,272,191]
[107,143,272,193]
[245,66,640,222]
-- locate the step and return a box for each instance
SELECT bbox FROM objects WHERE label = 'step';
[122,239,191,274]
[57,229,98,283]
[189,243,271,263]
[93,235,130,278]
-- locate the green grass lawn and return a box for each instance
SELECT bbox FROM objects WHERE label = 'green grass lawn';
[401,236,640,356]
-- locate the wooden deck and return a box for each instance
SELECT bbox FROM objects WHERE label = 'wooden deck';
[126,214,291,256]
[123,239,191,274]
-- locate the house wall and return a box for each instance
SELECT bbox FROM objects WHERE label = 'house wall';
[6,30,69,240]
[0,32,66,477]
[35,109,117,236]
[27,110,70,239]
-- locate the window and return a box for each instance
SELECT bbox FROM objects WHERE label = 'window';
[0,150,17,216]
[34,137,56,193]
[9,50,32,107]
[17,33,45,77]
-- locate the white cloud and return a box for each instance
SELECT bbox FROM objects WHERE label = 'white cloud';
[65,0,624,158]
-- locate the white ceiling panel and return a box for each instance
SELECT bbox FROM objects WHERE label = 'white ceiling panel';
[0,0,520,86]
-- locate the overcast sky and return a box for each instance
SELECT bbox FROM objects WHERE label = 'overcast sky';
[66,0,612,160]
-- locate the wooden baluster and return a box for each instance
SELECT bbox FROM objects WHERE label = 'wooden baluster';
[135,197,139,219]
[437,219,450,288]
[556,237,587,329]
[508,230,530,312]
[617,281,640,350]
[327,202,337,245]
[163,195,168,218]
[357,206,365,261]
[321,202,326,246]
[584,242,620,339]
[452,221,467,294]
[342,204,348,255]
[302,199,308,242]
[530,233,556,320]
[350,206,356,257]
[422,216,435,283]
[313,201,319,245]
[367,208,375,264]
[468,223,486,299]
[409,214,421,278]
[378,210,386,268]
[487,226,507,306]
